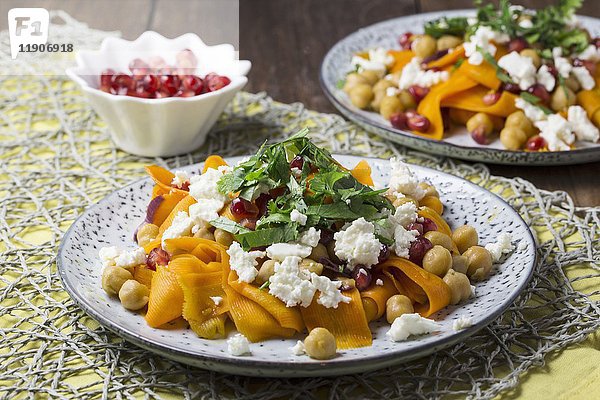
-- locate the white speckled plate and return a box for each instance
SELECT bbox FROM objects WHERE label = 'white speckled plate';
[57,155,536,377]
[320,10,600,165]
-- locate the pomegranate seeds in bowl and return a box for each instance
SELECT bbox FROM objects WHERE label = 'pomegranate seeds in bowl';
[99,49,231,99]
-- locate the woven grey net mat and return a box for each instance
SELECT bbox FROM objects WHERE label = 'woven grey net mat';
[1,12,599,400]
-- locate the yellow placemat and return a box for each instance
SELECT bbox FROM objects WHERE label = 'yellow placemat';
[1,12,599,400]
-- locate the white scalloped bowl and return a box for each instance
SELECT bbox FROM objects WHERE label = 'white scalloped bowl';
[66,31,251,157]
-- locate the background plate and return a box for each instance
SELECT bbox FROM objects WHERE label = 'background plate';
[57,155,536,377]
[320,10,600,165]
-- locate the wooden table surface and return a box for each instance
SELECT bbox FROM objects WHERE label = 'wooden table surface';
[1,0,599,206]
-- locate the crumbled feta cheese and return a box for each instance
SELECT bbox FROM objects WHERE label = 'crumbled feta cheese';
[188,199,223,224]
[368,47,394,67]
[535,114,575,151]
[290,209,308,226]
[226,242,265,283]
[393,225,419,258]
[171,170,190,188]
[386,87,400,97]
[398,57,449,90]
[388,157,425,201]
[572,66,596,90]
[376,279,384,286]
[577,44,600,62]
[463,26,509,65]
[386,313,440,341]
[452,316,473,331]
[389,202,418,228]
[518,18,533,29]
[189,166,229,205]
[162,211,195,244]
[467,17,478,26]
[498,52,537,90]
[517,241,528,252]
[99,246,146,268]
[470,285,476,298]
[350,55,386,75]
[227,333,251,356]
[268,256,316,307]
[311,273,351,308]
[290,340,306,356]
[485,233,514,263]
[552,47,572,78]
[298,227,321,248]
[210,296,223,306]
[515,97,547,123]
[536,64,556,92]
[333,218,382,267]
[266,243,312,261]
[568,105,600,143]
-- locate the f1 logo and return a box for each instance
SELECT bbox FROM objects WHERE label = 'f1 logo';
[8,8,49,59]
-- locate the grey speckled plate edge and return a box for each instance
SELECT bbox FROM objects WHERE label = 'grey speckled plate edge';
[320,9,600,166]
[57,155,536,377]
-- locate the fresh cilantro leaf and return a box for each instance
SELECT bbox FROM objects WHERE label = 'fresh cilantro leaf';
[209,218,251,235]
[305,203,360,220]
[519,93,553,115]
[424,16,469,38]
[235,224,299,250]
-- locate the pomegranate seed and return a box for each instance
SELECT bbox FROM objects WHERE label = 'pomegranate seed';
[240,218,257,230]
[545,64,558,79]
[230,197,259,219]
[421,218,437,233]
[508,37,529,53]
[390,112,408,129]
[319,228,335,245]
[407,222,424,235]
[146,248,170,270]
[399,32,414,50]
[176,49,198,71]
[526,135,546,151]
[471,127,490,145]
[408,85,430,103]
[159,74,181,96]
[205,74,231,92]
[147,56,167,73]
[129,58,149,76]
[502,82,521,94]
[378,244,390,263]
[573,58,597,75]
[182,75,204,95]
[351,265,372,291]
[290,155,304,170]
[110,74,134,95]
[422,49,450,65]
[100,69,115,89]
[140,74,160,93]
[483,91,502,105]
[408,237,433,265]
[154,90,171,99]
[407,113,431,132]
[527,84,550,104]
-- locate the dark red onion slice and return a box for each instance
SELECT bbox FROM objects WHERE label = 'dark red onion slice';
[145,195,164,224]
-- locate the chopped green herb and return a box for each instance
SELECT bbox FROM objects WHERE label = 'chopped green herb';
[209,217,250,235]
[519,92,553,115]
[482,51,512,84]
[424,16,469,39]
[235,224,299,250]
[259,280,270,290]
[336,79,346,89]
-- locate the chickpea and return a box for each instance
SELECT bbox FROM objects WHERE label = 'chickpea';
[342,72,368,94]
[412,34,437,59]
[386,295,414,323]
[392,195,418,208]
[214,229,234,247]
[452,225,478,254]
[309,243,328,263]
[466,113,494,136]
[300,258,324,275]
[565,75,581,92]
[418,182,439,198]
[118,279,150,310]
[424,231,454,252]
[443,270,472,305]
[380,95,404,119]
[349,83,374,109]
[437,35,462,51]
[505,111,536,137]
[255,259,276,285]
[422,245,452,276]
[193,227,215,241]
[371,80,395,111]
[102,266,133,296]
[399,90,417,110]
[373,79,395,93]
[500,126,528,151]
[550,86,576,112]
[519,49,541,69]
[304,327,337,360]
[463,245,493,281]
[359,70,380,85]
[451,254,469,274]
[136,223,159,247]
[420,196,443,214]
